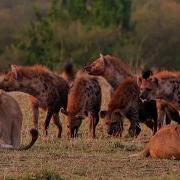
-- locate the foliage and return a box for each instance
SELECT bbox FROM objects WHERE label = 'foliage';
[8,0,133,70]
[0,0,179,71]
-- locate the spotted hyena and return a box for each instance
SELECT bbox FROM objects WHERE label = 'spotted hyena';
[28,61,75,132]
[0,65,69,138]
[100,78,157,137]
[138,71,180,110]
[85,54,131,90]
[140,70,180,129]
[85,54,157,136]
[61,72,101,138]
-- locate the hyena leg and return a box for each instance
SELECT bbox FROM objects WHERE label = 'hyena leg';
[165,110,172,125]
[144,119,157,135]
[44,111,53,136]
[88,112,99,138]
[52,113,62,138]
[29,97,39,129]
[156,100,165,129]
[128,108,140,137]
[31,104,39,129]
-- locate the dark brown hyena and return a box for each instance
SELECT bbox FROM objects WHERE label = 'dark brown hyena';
[100,78,157,137]
[61,73,101,138]
[0,65,69,138]
[28,62,76,133]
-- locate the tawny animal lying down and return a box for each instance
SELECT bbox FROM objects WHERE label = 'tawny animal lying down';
[0,90,38,150]
[131,125,180,159]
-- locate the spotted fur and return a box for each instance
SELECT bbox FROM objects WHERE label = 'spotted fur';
[0,65,69,138]
[61,73,101,138]
[85,54,157,136]
[138,71,180,110]
[28,62,76,136]
[85,54,131,90]
[100,78,157,137]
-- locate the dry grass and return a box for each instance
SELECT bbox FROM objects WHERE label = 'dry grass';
[0,91,180,180]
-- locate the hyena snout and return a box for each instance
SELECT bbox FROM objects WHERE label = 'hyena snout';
[84,65,91,72]
[139,91,148,101]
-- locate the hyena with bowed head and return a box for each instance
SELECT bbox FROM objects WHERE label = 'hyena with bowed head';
[0,65,69,138]
[100,78,157,137]
[138,71,180,110]
[61,72,101,138]
[28,61,75,132]
[85,54,158,136]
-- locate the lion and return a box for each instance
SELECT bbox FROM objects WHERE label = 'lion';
[0,90,38,150]
[131,125,180,159]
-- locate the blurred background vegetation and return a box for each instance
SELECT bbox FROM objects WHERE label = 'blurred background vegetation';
[0,0,179,71]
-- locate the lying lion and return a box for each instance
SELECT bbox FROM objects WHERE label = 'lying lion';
[0,90,38,150]
[131,124,180,159]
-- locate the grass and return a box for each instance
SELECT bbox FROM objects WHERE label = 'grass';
[0,92,180,180]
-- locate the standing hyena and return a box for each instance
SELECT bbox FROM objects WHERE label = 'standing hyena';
[61,72,101,138]
[0,65,69,138]
[28,62,75,132]
[100,78,157,137]
[85,54,158,136]
[141,70,180,129]
[138,71,180,111]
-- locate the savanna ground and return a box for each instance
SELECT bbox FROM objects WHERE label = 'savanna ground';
[0,85,180,180]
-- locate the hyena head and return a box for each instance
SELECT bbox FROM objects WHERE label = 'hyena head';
[137,76,159,101]
[61,109,84,138]
[84,53,105,76]
[100,109,123,137]
[0,65,21,91]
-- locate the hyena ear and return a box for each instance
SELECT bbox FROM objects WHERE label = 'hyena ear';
[136,76,143,87]
[100,110,107,118]
[60,108,68,115]
[99,53,105,66]
[75,114,85,119]
[100,53,104,59]
[11,65,18,80]
[76,111,88,119]
[113,109,121,116]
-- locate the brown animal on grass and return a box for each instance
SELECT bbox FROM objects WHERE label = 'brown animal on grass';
[28,62,76,136]
[61,72,101,138]
[0,65,69,138]
[131,125,180,159]
[0,90,38,150]
[100,78,157,137]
